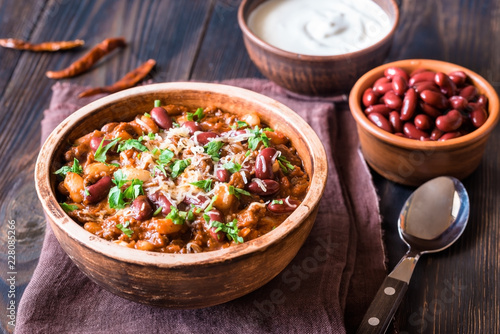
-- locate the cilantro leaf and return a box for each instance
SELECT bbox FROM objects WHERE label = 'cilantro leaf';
[60,203,79,212]
[237,121,248,129]
[204,195,218,213]
[277,155,295,173]
[153,206,163,216]
[117,139,148,153]
[108,186,126,209]
[223,161,241,173]
[54,158,83,177]
[190,179,213,192]
[204,140,224,161]
[248,126,270,151]
[94,137,120,163]
[170,159,191,178]
[158,149,174,164]
[188,107,205,121]
[112,170,128,188]
[123,179,144,200]
[228,185,251,199]
[209,219,244,244]
[116,221,134,237]
[166,206,186,225]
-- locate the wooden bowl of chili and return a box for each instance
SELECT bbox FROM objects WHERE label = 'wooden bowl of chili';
[35,82,328,308]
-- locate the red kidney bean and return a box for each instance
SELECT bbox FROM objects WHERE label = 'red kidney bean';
[430,128,443,141]
[385,67,409,81]
[403,122,429,140]
[389,111,404,133]
[409,71,436,86]
[206,209,226,241]
[476,94,489,108]
[195,131,219,145]
[448,71,467,86]
[267,198,301,213]
[182,194,209,207]
[420,90,449,109]
[365,104,391,117]
[368,113,393,133]
[470,107,488,128]
[438,132,462,141]
[374,77,391,86]
[392,75,408,96]
[419,102,442,118]
[449,96,468,111]
[150,106,173,129]
[413,81,440,94]
[410,68,427,77]
[216,169,230,182]
[459,85,478,101]
[247,179,279,196]
[182,121,201,135]
[255,147,277,179]
[383,91,403,110]
[400,88,418,121]
[131,195,153,221]
[90,136,112,152]
[84,176,112,204]
[373,82,393,95]
[414,114,432,130]
[362,88,379,107]
[394,132,404,137]
[436,110,463,132]
[149,191,173,215]
[434,72,457,97]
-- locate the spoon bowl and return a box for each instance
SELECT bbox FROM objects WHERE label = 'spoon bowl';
[357,176,469,333]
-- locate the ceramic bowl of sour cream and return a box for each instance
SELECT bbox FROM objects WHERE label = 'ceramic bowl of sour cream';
[238,0,399,96]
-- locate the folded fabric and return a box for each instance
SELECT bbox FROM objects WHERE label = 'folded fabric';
[17,79,385,334]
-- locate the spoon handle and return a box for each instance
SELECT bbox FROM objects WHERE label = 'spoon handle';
[356,276,408,334]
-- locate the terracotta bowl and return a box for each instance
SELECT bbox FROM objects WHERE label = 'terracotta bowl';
[238,0,399,96]
[349,59,500,186]
[35,82,328,308]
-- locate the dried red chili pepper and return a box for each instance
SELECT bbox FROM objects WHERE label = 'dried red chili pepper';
[0,38,84,51]
[46,37,126,79]
[78,59,156,98]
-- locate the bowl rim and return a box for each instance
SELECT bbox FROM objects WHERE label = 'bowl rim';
[237,0,400,61]
[35,82,328,268]
[349,59,500,150]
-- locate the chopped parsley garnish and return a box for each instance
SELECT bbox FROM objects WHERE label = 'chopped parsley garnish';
[209,219,244,244]
[248,126,270,150]
[170,159,191,178]
[237,121,248,128]
[94,137,120,163]
[144,112,151,118]
[166,206,187,225]
[187,108,205,121]
[245,150,251,157]
[277,156,295,173]
[154,100,161,107]
[223,161,241,173]
[117,139,148,153]
[123,179,144,200]
[204,140,224,161]
[204,195,218,213]
[158,149,174,164]
[116,221,134,237]
[153,206,163,216]
[84,188,90,196]
[190,179,213,192]
[60,203,78,212]
[54,158,83,177]
[108,186,125,209]
[272,199,284,205]
[228,185,251,199]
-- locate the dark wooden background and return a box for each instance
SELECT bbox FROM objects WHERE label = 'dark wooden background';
[0,0,498,333]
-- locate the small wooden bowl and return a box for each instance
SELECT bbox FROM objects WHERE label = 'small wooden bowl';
[238,0,399,96]
[349,59,500,186]
[35,82,328,308]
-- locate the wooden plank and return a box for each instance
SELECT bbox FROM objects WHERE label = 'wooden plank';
[0,0,48,99]
[190,0,263,80]
[0,1,212,332]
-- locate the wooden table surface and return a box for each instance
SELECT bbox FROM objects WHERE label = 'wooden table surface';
[0,0,498,333]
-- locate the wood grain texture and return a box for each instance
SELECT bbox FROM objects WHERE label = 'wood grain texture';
[0,0,498,332]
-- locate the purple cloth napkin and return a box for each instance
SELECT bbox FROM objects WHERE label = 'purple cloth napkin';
[17,79,386,334]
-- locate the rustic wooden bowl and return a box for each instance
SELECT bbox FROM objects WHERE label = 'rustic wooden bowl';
[35,82,328,308]
[349,59,500,186]
[238,0,399,96]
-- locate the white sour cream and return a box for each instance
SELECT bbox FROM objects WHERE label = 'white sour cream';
[247,0,392,56]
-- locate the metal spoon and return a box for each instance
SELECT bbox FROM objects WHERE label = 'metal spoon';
[356,176,469,334]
